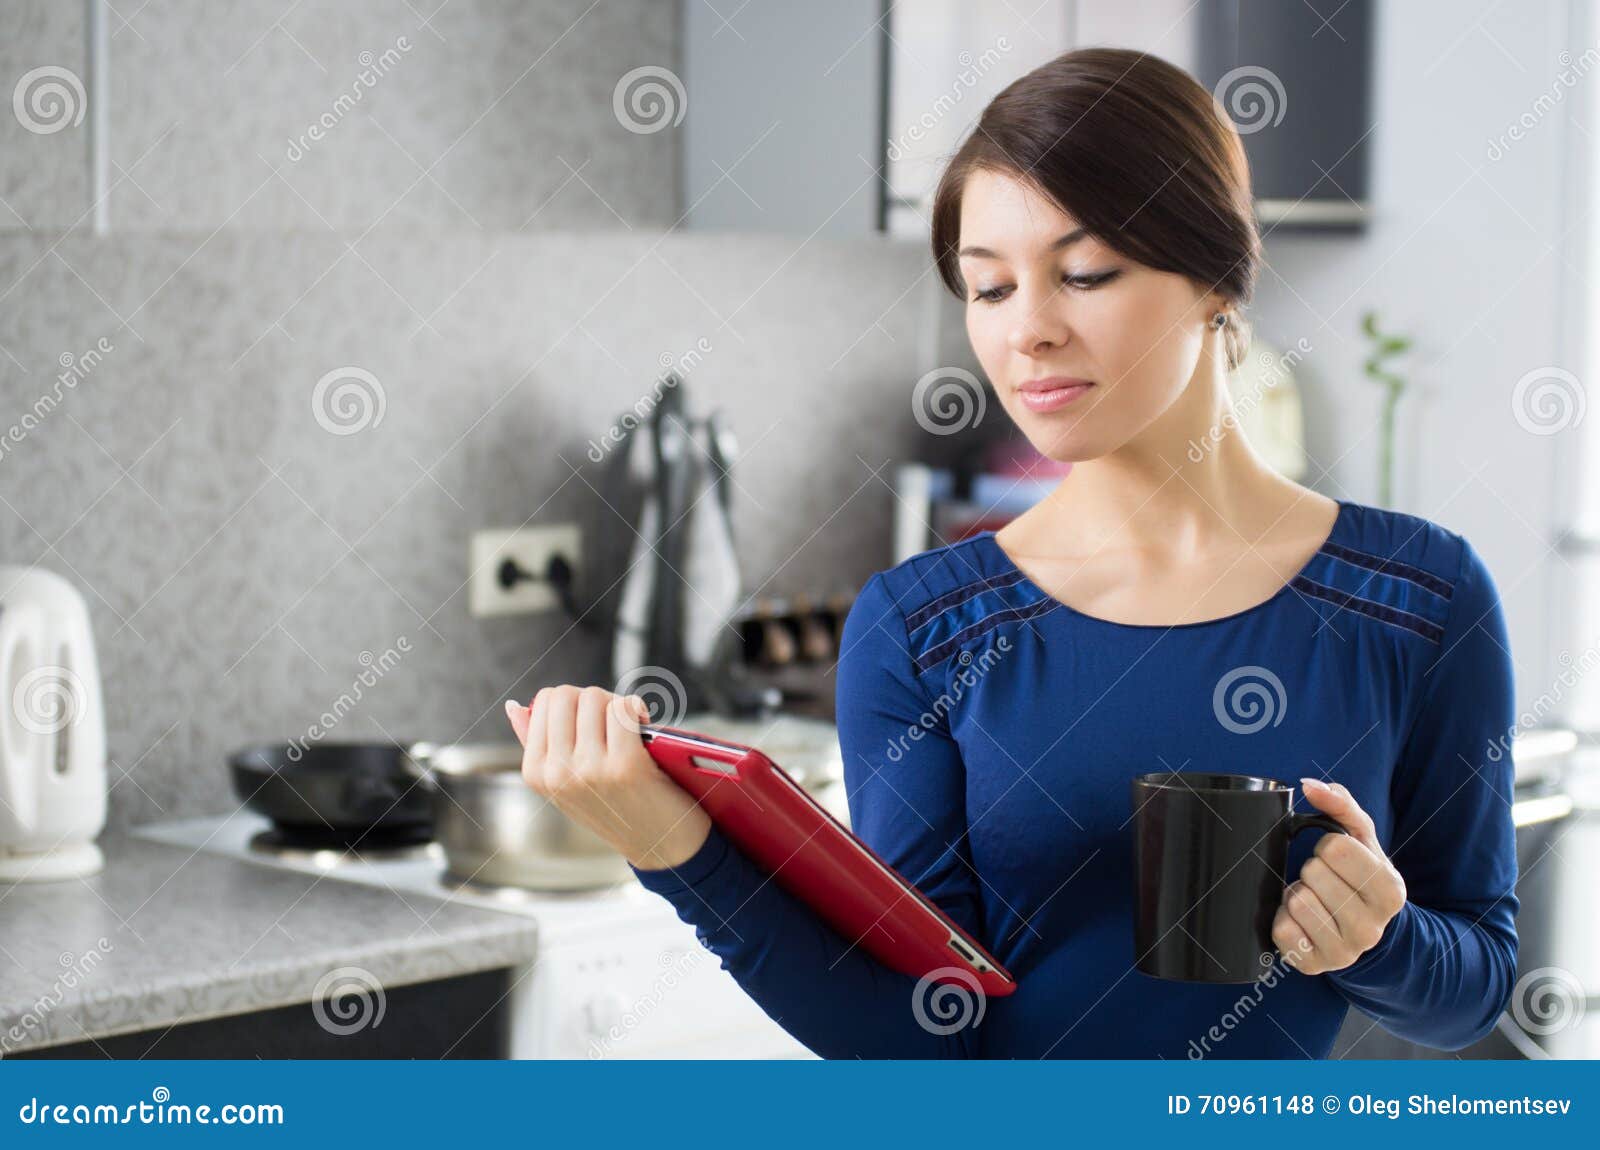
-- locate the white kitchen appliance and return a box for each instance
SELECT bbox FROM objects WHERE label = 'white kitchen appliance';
[0,566,108,881]
[134,809,820,1059]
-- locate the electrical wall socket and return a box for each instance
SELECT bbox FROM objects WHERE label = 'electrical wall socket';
[468,525,581,618]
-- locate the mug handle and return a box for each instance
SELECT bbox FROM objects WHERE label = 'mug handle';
[1289,812,1349,838]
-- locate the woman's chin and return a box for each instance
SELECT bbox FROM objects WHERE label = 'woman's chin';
[1019,425,1105,465]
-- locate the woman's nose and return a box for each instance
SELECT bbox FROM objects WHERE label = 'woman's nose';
[1007,297,1070,356]
[1008,317,1068,357]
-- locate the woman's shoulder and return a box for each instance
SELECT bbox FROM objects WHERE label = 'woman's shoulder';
[1326,498,1486,591]
[852,531,1016,620]
[1314,498,1502,647]
[840,532,1029,680]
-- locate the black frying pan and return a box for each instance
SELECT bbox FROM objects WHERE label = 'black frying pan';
[228,743,434,834]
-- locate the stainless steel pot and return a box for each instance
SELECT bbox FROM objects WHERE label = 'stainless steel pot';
[409,742,633,891]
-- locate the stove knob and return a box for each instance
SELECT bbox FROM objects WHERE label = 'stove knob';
[579,990,630,1044]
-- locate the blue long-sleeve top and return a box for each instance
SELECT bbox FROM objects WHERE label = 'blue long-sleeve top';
[630,499,1520,1058]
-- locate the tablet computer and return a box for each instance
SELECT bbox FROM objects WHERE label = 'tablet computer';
[640,723,1017,998]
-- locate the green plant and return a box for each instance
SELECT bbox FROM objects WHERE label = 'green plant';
[1361,311,1412,507]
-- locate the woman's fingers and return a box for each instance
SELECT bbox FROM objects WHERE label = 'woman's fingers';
[1271,905,1311,967]
[544,684,578,769]
[1284,880,1344,964]
[1316,831,1403,916]
[1298,854,1360,929]
[518,688,553,791]
[575,685,610,762]
[606,693,649,757]
[507,684,712,869]
[1298,778,1383,856]
[527,686,551,750]
[503,699,531,746]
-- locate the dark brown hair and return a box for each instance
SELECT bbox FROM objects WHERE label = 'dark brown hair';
[930,48,1261,371]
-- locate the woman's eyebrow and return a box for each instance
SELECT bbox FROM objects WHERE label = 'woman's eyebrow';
[958,228,1088,259]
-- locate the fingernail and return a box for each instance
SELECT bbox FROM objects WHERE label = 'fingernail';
[1300,777,1328,793]
[503,699,521,717]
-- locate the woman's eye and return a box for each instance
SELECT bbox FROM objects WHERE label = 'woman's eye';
[970,269,1120,304]
[1063,269,1121,290]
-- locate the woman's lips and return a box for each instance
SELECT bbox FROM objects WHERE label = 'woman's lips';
[1017,378,1094,413]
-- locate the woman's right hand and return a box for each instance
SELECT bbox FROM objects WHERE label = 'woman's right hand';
[503,686,712,871]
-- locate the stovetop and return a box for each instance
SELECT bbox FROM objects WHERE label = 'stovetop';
[131,811,674,941]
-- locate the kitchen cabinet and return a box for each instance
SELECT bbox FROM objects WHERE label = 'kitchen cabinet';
[11,970,513,1059]
[681,1,1202,236]
[882,0,1201,237]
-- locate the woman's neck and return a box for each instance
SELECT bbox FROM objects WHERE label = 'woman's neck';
[1024,353,1314,560]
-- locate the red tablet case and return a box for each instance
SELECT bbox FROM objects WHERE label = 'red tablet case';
[639,723,1016,998]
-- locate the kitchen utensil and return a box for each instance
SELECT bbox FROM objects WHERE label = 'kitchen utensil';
[410,742,631,891]
[1131,771,1347,983]
[228,742,434,840]
[0,566,108,882]
[604,375,768,717]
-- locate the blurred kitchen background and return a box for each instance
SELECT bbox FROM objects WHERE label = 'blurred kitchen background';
[1,0,1598,1060]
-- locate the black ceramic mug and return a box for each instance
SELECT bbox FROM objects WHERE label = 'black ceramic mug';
[1131,771,1349,983]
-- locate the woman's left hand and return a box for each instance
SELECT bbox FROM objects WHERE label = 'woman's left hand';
[1271,777,1408,975]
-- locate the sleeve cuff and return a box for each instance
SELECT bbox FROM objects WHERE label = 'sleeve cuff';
[629,823,733,895]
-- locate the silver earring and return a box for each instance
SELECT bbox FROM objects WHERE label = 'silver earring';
[1211,312,1228,330]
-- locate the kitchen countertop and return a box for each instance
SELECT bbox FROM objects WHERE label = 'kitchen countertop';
[0,831,539,1056]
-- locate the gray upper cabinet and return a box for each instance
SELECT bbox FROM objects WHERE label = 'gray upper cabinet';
[1,0,681,234]
[0,0,90,230]
[678,0,885,235]
[1196,0,1374,229]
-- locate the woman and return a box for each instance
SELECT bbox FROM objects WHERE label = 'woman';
[504,48,1519,1059]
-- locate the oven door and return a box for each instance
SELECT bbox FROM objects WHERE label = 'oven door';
[507,920,819,1060]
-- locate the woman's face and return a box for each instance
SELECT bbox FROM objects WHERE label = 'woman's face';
[957,167,1220,463]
